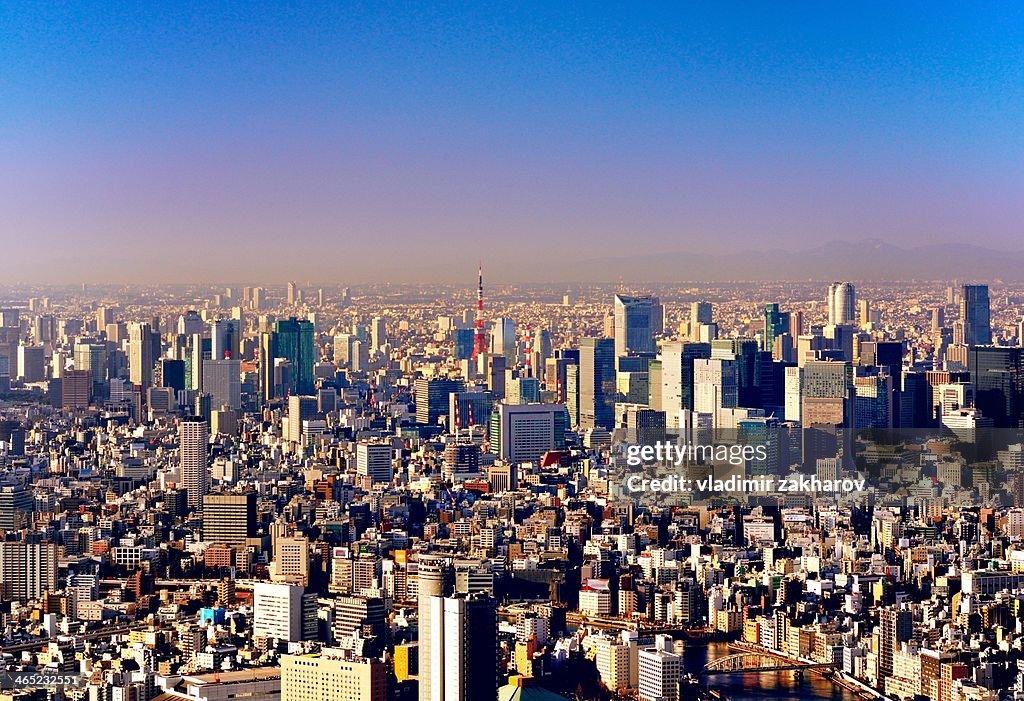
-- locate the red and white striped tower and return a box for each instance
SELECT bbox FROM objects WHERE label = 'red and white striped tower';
[524,323,533,377]
[472,264,487,359]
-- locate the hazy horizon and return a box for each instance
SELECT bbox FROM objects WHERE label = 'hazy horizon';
[4,4,1023,284]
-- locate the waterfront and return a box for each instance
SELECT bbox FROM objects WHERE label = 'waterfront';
[686,643,859,701]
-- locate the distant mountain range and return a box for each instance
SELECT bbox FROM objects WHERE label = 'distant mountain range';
[538,238,1024,283]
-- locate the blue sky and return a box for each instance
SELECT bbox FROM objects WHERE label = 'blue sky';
[2,3,1023,283]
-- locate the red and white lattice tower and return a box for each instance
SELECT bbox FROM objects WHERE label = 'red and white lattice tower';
[524,323,533,376]
[472,264,487,359]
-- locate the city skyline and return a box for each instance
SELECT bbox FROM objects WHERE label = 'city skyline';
[5,6,1024,699]
[4,4,1024,283]
[1,271,1024,700]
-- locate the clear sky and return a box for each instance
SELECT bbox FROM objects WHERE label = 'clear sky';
[3,3,1023,284]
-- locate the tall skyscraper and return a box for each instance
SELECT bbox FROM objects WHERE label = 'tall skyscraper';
[202,359,241,411]
[16,345,45,382]
[763,303,790,353]
[579,338,616,430]
[961,284,991,346]
[287,395,319,444]
[129,322,155,389]
[613,294,662,357]
[180,417,210,509]
[854,371,893,429]
[693,357,738,426]
[157,358,186,392]
[259,331,277,404]
[370,316,387,351]
[74,341,107,385]
[859,340,904,427]
[879,608,913,678]
[420,581,499,701]
[489,317,516,361]
[453,328,475,360]
[827,282,856,326]
[177,310,205,336]
[660,342,711,428]
[62,369,92,410]
[969,346,1022,428]
[419,556,453,701]
[274,317,315,395]
[188,333,212,391]
[690,301,713,325]
[415,378,464,425]
[211,318,241,360]
[801,360,854,468]
[801,360,854,426]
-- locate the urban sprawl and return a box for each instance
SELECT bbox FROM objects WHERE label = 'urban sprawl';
[0,275,1023,701]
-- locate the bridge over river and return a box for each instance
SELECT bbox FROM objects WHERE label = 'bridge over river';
[703,651,835,677]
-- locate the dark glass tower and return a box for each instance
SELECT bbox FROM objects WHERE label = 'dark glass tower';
[274,317,316,396]
[763,303,790,353]
[961,284,991,347]
[969,346,1023,428]
[859,340,904,427]
[579,337,616,430]
[613,294,662,357]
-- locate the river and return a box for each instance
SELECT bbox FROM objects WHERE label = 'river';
[685,642,859,701]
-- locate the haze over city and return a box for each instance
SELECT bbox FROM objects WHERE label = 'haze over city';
[6,6,1024,701]
[4,4,1024,283]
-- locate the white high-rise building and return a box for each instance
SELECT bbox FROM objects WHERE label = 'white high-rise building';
[424,594,498,701]
[418,556,449,701]
[638,635,681,701]
[490,403,567,464]
[350,339,368,372]
[660,342,685,429]
[180,417,210,508]
[17,345,45,382]
[1007,509,1024,539]
[287,394,318,444]
[253,582,316,642]
[356,442,393,484]
[0,541,58,602]
[129,322,154,389]
[370,317,387,351]
[211,318,241,360]
[489,318,516,361]
[784,366,803,422]
[334,333,356,366]
[827,282,857,326]
[693,358,738,428]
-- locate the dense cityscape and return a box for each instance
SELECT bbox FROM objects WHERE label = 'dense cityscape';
[0,274,1022,701]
